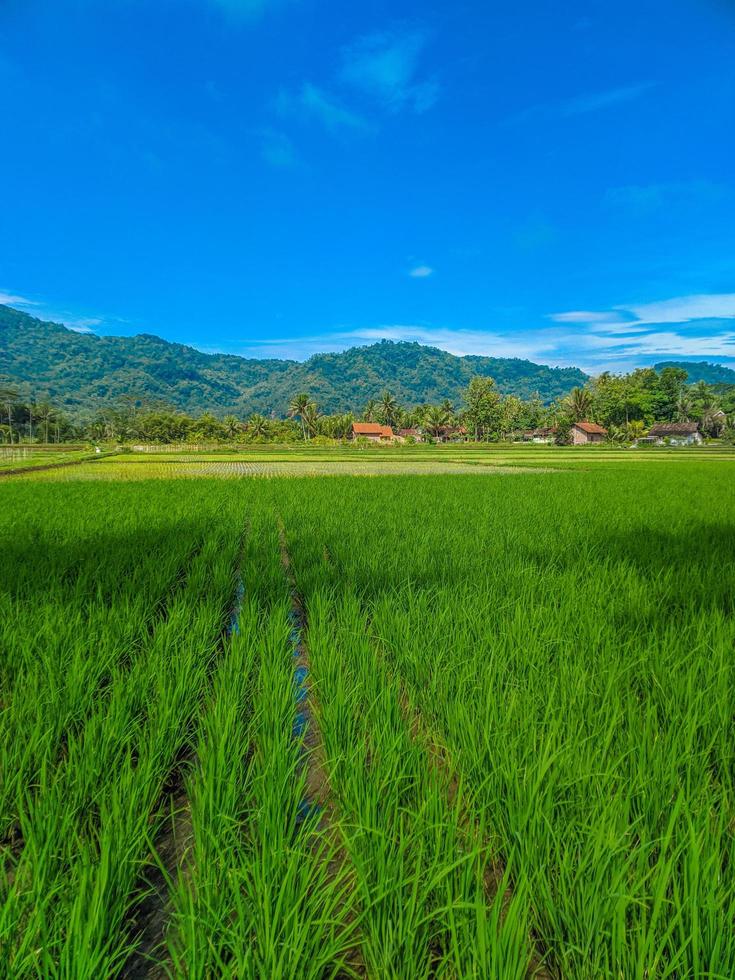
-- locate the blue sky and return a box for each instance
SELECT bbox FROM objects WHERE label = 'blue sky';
[1,0,734,372]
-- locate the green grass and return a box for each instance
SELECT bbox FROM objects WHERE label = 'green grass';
[1,458,733,976]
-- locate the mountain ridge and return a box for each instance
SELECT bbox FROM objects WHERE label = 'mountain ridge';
[0,304,589,416]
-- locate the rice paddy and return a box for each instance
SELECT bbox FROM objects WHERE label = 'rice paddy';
[1,449,733,977]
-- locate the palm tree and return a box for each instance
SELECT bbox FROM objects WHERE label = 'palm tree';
[625,419,646,442]
[675,390,693,422]
[301,401,320,439]
[363,398,378,422]
[566,387,593,422]
[440,399,454,422]
[248,413,269,438]
[223,415,241,439]
[379,391,400,428]
[289,392,312,440]
[36,401,56,444]
[0,384,19,444]
[693,380,715,410]
[423,405,449,438]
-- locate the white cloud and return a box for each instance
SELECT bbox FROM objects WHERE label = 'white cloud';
[549,310,628,324]
[277,83,370,133]
[559,81,657,116]
[340,28,440,113]
[510,81,657,125]
[408,265,433,278]
[552,293,735,328]
[0,291,39,306]
[620,293,735,325]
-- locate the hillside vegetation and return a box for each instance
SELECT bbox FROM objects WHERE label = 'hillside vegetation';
[0,304,587,416]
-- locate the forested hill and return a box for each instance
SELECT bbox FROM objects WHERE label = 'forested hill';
[0,304,588,416]
[653,361,735,386]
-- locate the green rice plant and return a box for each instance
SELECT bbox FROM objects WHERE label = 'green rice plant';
[0,517,240,976]
[168,595,361,978]
[304,589,533,978]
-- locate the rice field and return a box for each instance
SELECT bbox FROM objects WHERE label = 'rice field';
[1,452,734,977]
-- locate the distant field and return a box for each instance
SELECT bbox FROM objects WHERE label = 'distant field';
[0,445,93,473]
[8,441,735,480]
[1,457,733,976]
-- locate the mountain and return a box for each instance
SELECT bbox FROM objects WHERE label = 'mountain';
[654,361,735,386]
[0,304,588,416]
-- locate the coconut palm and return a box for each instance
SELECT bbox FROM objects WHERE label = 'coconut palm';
[423,405,449,438]
[248,413,269,438]
[36,401,56,444]
[379,391,401,428]
[363,399,378,422]
[0,384,19,444]
[675,390,694,422]
[566,387,594,422]
[693,380,716,410]
[222,415,241,439]
[301,401,320,439]
[288,392,312,440]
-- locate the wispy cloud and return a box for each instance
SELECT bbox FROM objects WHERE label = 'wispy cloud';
[0,291,40,307]
[550,310,629,325]
[277,83,370,133]
[340,28,440,113]
[604,179,727,212]
[0,289,107,333]
[200,312,735,374]
[260,128,297,167]
[622,293,735,325]
[511,81,657,124]
[53,316,102,333]
[552,293,735,328]
[560,81,657,116]
[408,265,433,278]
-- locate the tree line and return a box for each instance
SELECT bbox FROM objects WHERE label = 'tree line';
[1,366,733,445]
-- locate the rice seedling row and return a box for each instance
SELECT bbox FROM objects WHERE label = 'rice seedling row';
[1,460,733,977]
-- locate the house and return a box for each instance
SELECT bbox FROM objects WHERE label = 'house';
[647,422,703,445]
[571,421,607,445]
[351,422,394,442]
[435,425,468,443]
[397,427,423,442]
[521,426,556,443]
[515,426,557,443]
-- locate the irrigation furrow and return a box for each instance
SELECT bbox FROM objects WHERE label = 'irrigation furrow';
[390,663,555,980]
[0,529,238,977]
[122,534,249,978]
[278,522,367,978]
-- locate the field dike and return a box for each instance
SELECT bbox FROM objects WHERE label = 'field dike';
[121,536,248,979]
[371,629,556,980]
[278,521,367,977]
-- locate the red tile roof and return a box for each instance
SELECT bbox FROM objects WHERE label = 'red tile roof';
[572,421,607,435]
[352,423,394,437]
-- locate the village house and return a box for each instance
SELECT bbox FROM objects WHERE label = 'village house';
[647,422,703,446]
[397,427,424,442]
[516,426,556,444]
[350,422,394,442]
[435,425,468,443]
[571,421,607,445]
